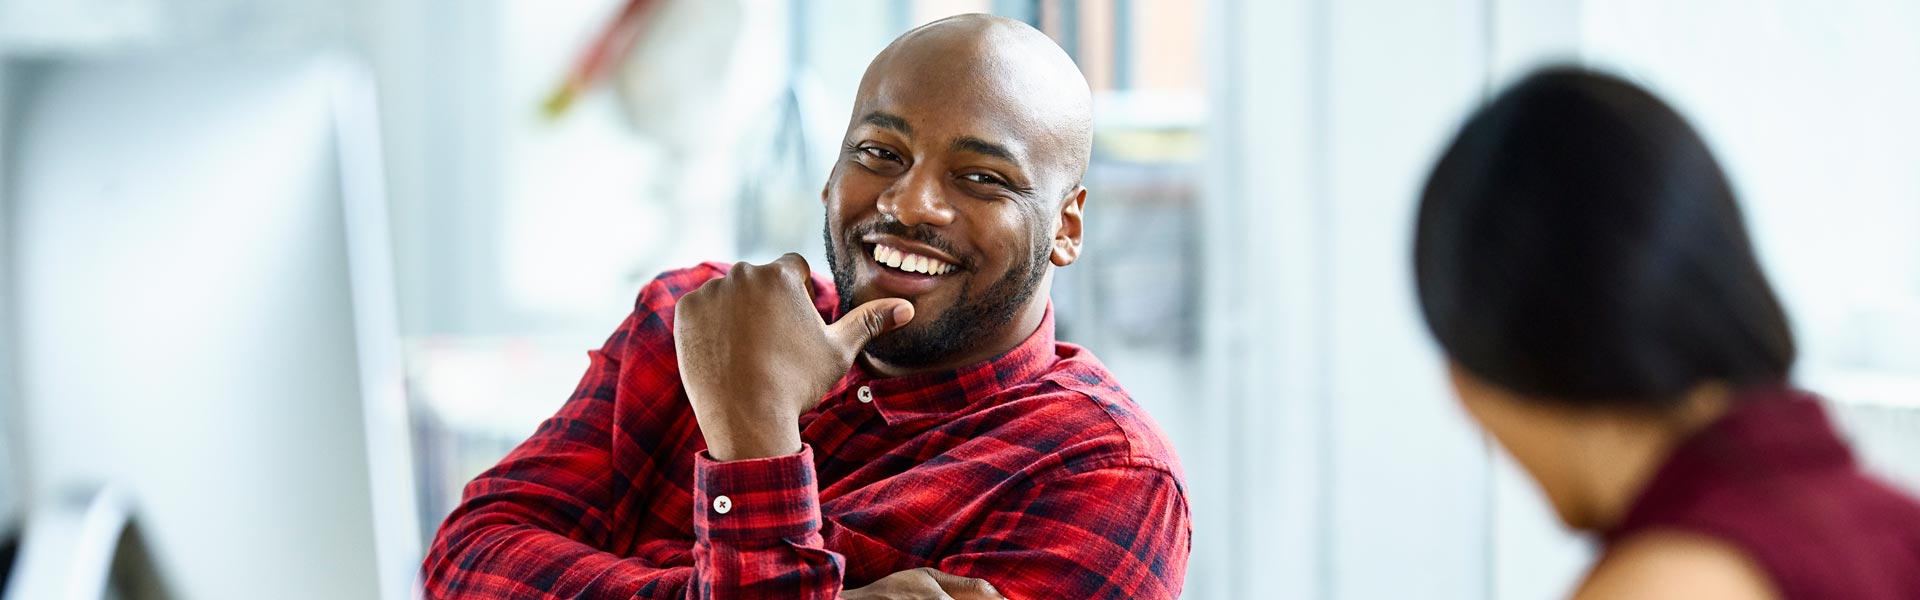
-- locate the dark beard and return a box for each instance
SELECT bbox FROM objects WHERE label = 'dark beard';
[824,219,1051,369]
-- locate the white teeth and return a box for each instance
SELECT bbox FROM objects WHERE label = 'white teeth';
[872,244,953,275]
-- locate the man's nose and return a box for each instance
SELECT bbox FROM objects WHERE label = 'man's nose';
[877,169,956,228]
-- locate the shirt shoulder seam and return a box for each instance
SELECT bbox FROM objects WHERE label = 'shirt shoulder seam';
[1024,384,1181,488]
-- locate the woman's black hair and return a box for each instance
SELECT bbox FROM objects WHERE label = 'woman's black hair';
[1414,67,1796,407]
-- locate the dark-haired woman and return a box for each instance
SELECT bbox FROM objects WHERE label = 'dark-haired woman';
[1414,67,1920,599]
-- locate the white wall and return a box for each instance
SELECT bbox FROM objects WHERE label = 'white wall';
[1201,2,1327,597]
[1206,1,1495,598]
[1321,1,1492,597]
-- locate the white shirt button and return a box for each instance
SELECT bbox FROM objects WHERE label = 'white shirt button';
[712,495,732,514]
[857,386,874,403]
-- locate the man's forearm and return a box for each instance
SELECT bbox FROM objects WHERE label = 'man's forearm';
[425,515,692,599]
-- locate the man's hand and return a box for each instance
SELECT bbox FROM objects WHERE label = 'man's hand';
[674,254,914,461]
[842,568,1007,600]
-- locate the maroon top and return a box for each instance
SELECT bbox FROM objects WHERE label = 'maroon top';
[1604,386,1920,599]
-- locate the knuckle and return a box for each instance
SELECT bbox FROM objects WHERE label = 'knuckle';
[777,254,809,277]
[690,278,722,297]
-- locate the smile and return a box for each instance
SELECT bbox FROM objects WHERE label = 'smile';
[871,243,956,275]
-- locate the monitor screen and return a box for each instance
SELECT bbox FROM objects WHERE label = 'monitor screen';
[3,53,417,600]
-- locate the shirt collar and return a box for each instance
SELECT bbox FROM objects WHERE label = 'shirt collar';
[1680,385,1854,472]
[822,303,1061,426]
[1606,384,1854,540]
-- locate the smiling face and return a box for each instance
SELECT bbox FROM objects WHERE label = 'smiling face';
[822,15,1092,374]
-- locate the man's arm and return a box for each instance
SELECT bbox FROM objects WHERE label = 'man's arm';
[938,461,1192,599]
[421,308,700,599]
[427,260,918,600]
[671,255,917,598]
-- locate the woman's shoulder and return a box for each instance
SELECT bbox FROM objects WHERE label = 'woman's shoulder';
[1577,530,1778,600]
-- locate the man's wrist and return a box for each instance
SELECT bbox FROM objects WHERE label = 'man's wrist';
[693,392,807,461]
[706,428,803,462]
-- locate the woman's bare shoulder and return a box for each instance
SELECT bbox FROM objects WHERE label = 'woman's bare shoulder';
[1574,529,1778,600]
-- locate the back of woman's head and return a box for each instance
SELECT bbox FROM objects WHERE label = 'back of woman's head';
[1414,67,1796,408]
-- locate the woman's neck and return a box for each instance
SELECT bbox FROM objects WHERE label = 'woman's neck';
[1560,384,1735,530]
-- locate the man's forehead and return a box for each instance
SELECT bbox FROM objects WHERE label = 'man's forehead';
[856,67,1090,168]
[854,81,1041,156]
[848,14,1092,178]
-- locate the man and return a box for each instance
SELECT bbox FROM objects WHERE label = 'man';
[423,14,1189,599]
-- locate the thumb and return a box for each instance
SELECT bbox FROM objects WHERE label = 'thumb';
[925,570,1005,600]
[827,298,914,352]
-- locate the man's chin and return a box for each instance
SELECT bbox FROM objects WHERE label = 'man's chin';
[862,319,958,368]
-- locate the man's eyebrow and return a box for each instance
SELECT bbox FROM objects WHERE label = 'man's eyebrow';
[952,136,1017,163]
[860,111,912,136]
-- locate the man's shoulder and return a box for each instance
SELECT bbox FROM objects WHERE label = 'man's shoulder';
[630,262,731,313]
[1009,347,1185,481]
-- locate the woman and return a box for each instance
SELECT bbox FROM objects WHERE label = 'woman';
[1414,67,1920,599]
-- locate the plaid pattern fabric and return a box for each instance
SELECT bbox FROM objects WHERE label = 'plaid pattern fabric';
[423,263,1192,599]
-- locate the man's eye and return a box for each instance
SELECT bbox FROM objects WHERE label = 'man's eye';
[962,173,1005,186]
[862,147,900,162]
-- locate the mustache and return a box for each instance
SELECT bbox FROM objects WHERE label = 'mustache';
[845,220,974,270]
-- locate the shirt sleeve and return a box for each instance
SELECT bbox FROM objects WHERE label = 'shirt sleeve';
[422,309,699,599]
[936,461,1192,599]
[690,446,846,599]
[422,267,852,600]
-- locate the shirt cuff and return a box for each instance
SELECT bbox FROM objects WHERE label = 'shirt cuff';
[693,444,822,541]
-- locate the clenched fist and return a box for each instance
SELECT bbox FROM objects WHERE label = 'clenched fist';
[674,254,914,461]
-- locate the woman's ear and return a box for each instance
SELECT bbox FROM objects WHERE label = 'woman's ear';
[1051,186,1086,267]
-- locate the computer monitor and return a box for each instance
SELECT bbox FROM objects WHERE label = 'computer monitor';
[1,52,418,600]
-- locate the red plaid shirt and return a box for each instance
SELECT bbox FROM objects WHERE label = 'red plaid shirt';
[423,263,1192,599]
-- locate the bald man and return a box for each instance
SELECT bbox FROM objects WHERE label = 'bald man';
[424,15,1190,600]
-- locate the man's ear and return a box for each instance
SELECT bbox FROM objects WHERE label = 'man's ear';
[821,164,841,207]
[1051,186,1086,267]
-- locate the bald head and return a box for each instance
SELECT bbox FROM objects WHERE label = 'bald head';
[855,14,1094,191]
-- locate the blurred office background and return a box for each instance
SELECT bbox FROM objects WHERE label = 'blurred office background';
[2,0,1918,598]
